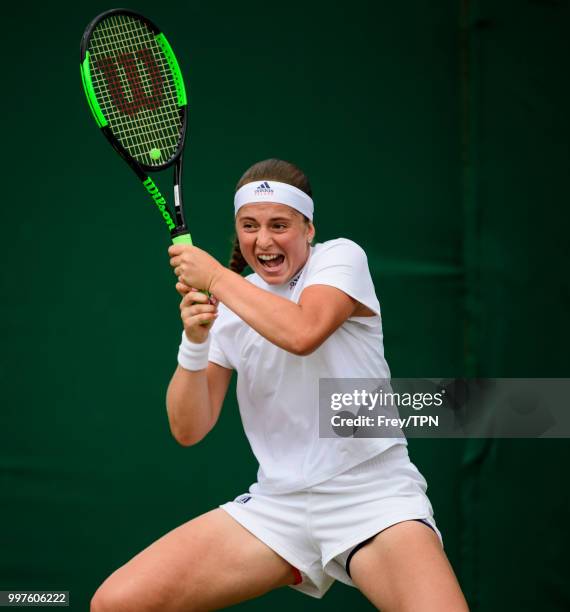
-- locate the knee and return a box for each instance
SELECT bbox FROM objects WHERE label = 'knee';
[90,581,137,612]
[91,577,176,612]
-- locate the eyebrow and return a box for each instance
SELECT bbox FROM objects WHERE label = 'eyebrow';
[238,216,293,222]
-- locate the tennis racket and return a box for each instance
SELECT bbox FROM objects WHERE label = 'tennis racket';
[80,8,192,246]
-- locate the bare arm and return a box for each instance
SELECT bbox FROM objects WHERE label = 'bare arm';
[168,245,374,357]
[166,283,232,446]
[211,269,357,355]
[166,361,232,446]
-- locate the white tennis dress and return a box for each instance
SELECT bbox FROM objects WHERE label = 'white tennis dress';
[206,239,442,597]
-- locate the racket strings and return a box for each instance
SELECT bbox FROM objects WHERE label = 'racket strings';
[91,16,180,161]
[88,14,183,167]
[91,16,180,156]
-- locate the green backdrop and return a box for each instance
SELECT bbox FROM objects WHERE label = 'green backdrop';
[1,1,569,610]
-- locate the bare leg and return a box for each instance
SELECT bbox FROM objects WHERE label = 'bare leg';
[349,520,469,612]
[91,508,298,612]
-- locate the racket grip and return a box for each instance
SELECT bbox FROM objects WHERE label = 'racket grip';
[170,232,209,296]
[171,233,193,245]
[171,231,212,326]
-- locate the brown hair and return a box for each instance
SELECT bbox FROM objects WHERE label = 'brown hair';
[229,159,312,274]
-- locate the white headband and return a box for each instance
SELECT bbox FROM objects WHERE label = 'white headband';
[234,180,314,220]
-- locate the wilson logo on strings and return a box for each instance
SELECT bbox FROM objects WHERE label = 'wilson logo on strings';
[96,48,164,116]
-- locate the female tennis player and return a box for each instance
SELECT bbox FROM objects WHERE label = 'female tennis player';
[91,159,469,611]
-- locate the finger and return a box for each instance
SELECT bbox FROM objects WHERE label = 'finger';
[169,255,181,268]
[192,291,210,303]
[176,283,191,297]
[176,281,191,292]
[183,312,218,328]
[182,291,210,305]
[168,245,184,257]
[174,266,190,279]
[181,303,217,316]
[197,312,218,324]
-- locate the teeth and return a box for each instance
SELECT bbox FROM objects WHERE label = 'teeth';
[258,254,280,261]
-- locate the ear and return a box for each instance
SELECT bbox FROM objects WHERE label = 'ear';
[307,222,316,244]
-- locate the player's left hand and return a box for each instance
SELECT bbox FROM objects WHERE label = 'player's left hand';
[168,244,224,291]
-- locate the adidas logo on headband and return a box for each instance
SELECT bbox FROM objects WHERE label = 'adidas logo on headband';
[234,180,314,220]
[254,181,274,195]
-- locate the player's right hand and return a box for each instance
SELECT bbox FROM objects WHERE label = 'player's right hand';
[177,283,219,344]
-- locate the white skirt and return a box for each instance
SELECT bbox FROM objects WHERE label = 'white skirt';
[219,442,443,599]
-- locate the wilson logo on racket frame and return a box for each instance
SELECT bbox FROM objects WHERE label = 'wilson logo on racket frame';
[143,178,176,230]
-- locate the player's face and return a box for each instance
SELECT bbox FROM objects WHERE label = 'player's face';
[236,204,315,285]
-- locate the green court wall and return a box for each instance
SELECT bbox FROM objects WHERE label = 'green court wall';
[1,1,568,610]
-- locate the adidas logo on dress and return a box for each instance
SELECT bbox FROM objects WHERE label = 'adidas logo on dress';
[235,494,252,504]
[289,272,302,290]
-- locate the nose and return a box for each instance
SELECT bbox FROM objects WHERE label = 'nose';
[256,227,273,250]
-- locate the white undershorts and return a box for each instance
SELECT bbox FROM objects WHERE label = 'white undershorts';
[219,443,443,599]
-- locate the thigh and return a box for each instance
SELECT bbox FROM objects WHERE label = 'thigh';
[91,508,297,612]
[349,520,469,612]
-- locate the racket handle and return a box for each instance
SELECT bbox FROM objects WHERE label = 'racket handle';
[170,231,212,325]
[171,232,193,246]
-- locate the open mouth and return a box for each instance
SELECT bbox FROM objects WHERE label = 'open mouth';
[257,254,285,269]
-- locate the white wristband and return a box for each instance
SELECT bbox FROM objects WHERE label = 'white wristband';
[177,332,211,371]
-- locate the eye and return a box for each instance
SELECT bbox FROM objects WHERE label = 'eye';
[273,223,287,230]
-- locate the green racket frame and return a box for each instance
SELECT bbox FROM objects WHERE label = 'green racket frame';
[80,8,192,245]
